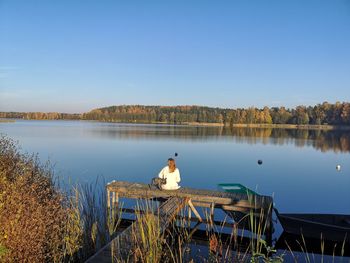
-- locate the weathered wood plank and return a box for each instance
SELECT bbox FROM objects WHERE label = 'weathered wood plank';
[188,199,202,222]
[118,208,264,230]
[106,181,272,209]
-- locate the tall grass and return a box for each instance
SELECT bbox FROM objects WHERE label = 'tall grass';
[131,201,163,262]
[118,196,283,263]
[246,193,276,262]
[281,232,349,263]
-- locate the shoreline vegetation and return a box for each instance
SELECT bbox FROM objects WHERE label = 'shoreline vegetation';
[1,102,350,129]
[0,136,113,262]
[2,117,350,130]
[0,119,15,123]
[178,122,350,130]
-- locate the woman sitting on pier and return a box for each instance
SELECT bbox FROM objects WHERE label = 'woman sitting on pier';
[158,158,181,190]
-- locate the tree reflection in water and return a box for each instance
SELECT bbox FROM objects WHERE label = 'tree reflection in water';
[88,124,350,153]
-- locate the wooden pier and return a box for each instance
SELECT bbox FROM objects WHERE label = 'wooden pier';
[86,181,273,262]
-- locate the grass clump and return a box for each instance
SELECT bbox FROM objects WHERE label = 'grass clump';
[133,202,163,262]
[76,180,122,260]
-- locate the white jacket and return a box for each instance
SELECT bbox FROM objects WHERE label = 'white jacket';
[158,166,181,190]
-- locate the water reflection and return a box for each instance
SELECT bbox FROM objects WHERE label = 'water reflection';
[89,124,350,153]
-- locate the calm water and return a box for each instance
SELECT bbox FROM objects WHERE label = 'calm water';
[1,120,349,215]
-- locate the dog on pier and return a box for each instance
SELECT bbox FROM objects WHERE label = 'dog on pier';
[149,177,167,190]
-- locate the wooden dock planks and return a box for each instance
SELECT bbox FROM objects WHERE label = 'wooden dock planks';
[106,181,273,212]
[86,196,188,263]
[106,181,274,244]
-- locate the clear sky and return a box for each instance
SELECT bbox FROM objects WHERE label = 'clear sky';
[1,0,349,113]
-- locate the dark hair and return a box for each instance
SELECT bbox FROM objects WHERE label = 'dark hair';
[168,158,174,161]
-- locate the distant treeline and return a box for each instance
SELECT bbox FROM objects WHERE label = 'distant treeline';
[1,102,350,126]
[0,112,81,120]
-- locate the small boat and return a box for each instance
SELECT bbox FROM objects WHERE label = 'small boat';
[275,209,350,243]
[218,183,258,196]
[218,183,259,226]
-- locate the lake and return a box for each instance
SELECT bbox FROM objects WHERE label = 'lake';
[1,120,349,216]
[2,119,350,260]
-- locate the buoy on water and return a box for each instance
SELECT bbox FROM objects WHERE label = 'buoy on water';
[175,152,178,157]
[258,160,263,165]
[336,165,341,171]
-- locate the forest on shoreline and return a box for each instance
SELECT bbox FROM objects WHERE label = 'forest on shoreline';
[1,101,350,126]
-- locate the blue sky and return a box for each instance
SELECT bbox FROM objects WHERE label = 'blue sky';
[1,0,349,113]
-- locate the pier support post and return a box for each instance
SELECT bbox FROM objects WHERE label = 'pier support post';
[188,199,202,222]
[112,192,119,208]
[107,189,111,209]
[112,192,115,206]
[210,202,215,224]
[265,204,273,247]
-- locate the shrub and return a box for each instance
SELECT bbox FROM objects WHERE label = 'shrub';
[0,136,82,262]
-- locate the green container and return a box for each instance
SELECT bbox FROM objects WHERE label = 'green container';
[218,183,258,196]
